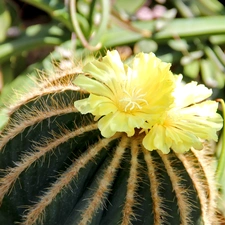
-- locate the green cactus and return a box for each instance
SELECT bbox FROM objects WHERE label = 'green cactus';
[0,68,221,225]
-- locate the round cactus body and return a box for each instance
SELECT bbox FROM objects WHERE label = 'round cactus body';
[0,72,219,225]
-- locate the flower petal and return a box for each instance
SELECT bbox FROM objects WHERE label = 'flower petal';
[173,75,212,107]
[143,125,171,154]
[83,50,126,94]
[74,75,113,99]
[74,98,92,114]
[98,113,118,138]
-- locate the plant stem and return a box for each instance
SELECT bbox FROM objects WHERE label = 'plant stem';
[216,99,225,183]
[70,0,101,51]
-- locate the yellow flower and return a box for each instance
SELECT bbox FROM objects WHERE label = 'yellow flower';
[74,51,223,154]
[143,75,223,154]
[74,50,175,138]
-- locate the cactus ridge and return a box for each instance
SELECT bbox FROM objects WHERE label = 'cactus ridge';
[0,122,98,204]
[0,94,79,151]
[143,147,168,225]
[20,135,121,225]
[121,138,140,225]
[78,135,128,225]
[158,151,194,225]
[176,148,218,224]
[0,73,219,225]
[5,72,81,117]
[192,148,218,218]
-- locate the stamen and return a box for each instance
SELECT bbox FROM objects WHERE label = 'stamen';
[119,88,148,112]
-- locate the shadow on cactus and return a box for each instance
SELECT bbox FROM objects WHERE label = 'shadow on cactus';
[0,50,224,225]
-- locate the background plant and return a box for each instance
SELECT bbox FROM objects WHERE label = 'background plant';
[0,0,225,223]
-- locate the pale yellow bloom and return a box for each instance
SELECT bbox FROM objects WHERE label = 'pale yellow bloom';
[74,50,175,138]
[143,75,223,154]
[74,51,223,154]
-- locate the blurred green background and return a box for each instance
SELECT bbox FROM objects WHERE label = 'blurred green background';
[0,0,225,220]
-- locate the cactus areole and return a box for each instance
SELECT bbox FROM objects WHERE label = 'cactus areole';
[0,50,223,225]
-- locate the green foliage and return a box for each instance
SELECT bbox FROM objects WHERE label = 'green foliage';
[0,1,11,43]
[1,0,225,103]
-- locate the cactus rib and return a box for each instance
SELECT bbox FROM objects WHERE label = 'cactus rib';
[0,101,78,151]
[78,135,128,225]
[0,122,98,204]
[6,73,80,116]
[20,135,121,225]
[176,148,217,224]
[158,151,192,225]
[121,138,140,225]
[192,148,218,217]
[143,147,168,225]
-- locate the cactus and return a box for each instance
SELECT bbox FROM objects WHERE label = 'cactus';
[0,56,222,225]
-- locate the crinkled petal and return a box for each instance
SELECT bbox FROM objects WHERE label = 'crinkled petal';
[172,140,203,153]
[88,94,117,115]
[83,50,126,93]
[142,122,204,154]
[143,100,222,153]
[131,52,171,85]
[175,115,222,142]
[129,53,174,98]
[174,101,223,141]
[127,113,150,130]
[75,95,116,115]
[98,112,136,138]
[173,75,212,107]
[110,112,148,135]
[98,113,117,138]
[166,126,203,152]
[74,98,92,114]
[143,125,171,154]
[98,111,152,138]
[180,101,219,117]
[74,75,113,99]
[108,112,136,137]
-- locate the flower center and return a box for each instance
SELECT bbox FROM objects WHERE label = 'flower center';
[119,88,148,112]
[162,112,176,127]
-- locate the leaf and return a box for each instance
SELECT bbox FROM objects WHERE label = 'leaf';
[181,51,203,65]
[22,0,72,31]
[113,0,146,15]
[0,1,11,43]
[200,59,218,88]
[184,60,200,79]
[134,39,158,54]
[135,16,225,41]
[101,16,225,47]
[0,22,70,64]
[168,39,189,52]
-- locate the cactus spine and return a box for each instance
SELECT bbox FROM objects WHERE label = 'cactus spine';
[0,71,219,225]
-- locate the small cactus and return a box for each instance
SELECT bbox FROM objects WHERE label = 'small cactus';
[0,51,223,225]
